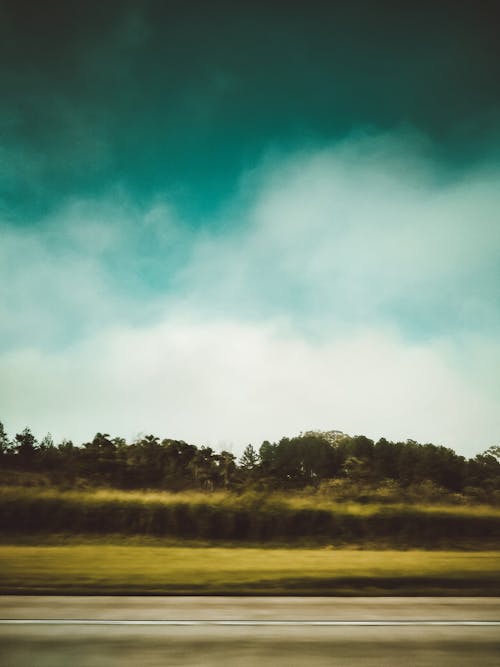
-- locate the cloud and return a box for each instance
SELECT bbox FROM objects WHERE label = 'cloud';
[1,316,498,455]
[1,131,499,455]
[177,132,500,339]
[0,192,191,349]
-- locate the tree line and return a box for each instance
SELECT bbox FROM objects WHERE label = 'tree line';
[0,422,499,502]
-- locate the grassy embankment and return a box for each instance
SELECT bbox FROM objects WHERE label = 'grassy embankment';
[1,486,499,594]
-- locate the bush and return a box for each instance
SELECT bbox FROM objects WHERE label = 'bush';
[0,486,499,547]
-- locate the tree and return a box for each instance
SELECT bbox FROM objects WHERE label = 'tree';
[56,439,79,482]
[240,444,259,471]
[15,428,37,467]
[0,421,10,458]
[217,450,236,488]
[373,438,399,480]
[82,432,118,483]
[342,455,372,484]
[483,446,500,462]
[161,439,197,489]
[350,435,374,460]
[189,446,218,490]
[132,435,163,487]
[38,433,60,470]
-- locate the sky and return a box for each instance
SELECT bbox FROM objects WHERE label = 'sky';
[1,0,499,456]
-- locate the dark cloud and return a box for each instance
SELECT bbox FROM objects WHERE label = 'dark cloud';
[1,0,499,222]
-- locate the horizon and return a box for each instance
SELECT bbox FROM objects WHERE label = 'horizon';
[0,420,495,460]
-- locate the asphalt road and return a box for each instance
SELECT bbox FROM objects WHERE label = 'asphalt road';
[1,597,499,666]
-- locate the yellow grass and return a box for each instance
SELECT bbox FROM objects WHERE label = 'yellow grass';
[1,485,498,517]
[0,544,499,594]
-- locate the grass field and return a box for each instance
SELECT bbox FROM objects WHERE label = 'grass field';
[1,486,498,594]
[0,542,499,595]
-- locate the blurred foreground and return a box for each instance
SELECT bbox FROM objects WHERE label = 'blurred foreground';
[1,597,499,666]
[1,544,499,595]
[2,485,499,548]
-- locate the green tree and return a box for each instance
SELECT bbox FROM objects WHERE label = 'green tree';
[483,445,500,462]
[240,444,259,471]
[15,427,37,467]
[259,441,276,475]
[82,432,118,483]
[189,446,218,490]
[217,450,236,488]
[56,439,79,483]
[0,421,11,458]
[342,455,372,484]
[161,439,197,489]
[38,433,60,471]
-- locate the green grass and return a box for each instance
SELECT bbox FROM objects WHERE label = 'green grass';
[2,484,500,518]
[1,485,499,547]
[2,485,499,516]
[2,484,498,594]
[0,542,498,595]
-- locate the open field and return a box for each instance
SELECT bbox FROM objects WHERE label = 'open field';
[0,543,499,595]
[1,486,499,547]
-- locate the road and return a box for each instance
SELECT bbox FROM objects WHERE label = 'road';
[1,597,499,666]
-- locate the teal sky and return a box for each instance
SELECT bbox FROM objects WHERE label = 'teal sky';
[1,1,499,454]
[2,1,500,221]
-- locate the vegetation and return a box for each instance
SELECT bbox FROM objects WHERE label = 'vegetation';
[1,421,498,596]
[1,421,499,504]
[1,420,499,548]
[1,543,498,595]
[0,486,498,547]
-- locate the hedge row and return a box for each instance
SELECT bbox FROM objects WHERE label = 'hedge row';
[1,492,499,546]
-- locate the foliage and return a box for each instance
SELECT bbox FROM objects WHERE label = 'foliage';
[0,421,499,505]
[0,486,499,547]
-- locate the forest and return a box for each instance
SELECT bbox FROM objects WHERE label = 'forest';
[1,421,499,505]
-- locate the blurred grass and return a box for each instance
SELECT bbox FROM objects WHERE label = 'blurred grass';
[2,485,499,515]
[0,544,499,595]
[0,486,498,547]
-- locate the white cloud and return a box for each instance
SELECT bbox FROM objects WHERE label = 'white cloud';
[1,316,498,456]
[0,193,189,348]
[178,134,500,334]
[1,131,499,455]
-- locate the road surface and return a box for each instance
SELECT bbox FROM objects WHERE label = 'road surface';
[1,597,499,666]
